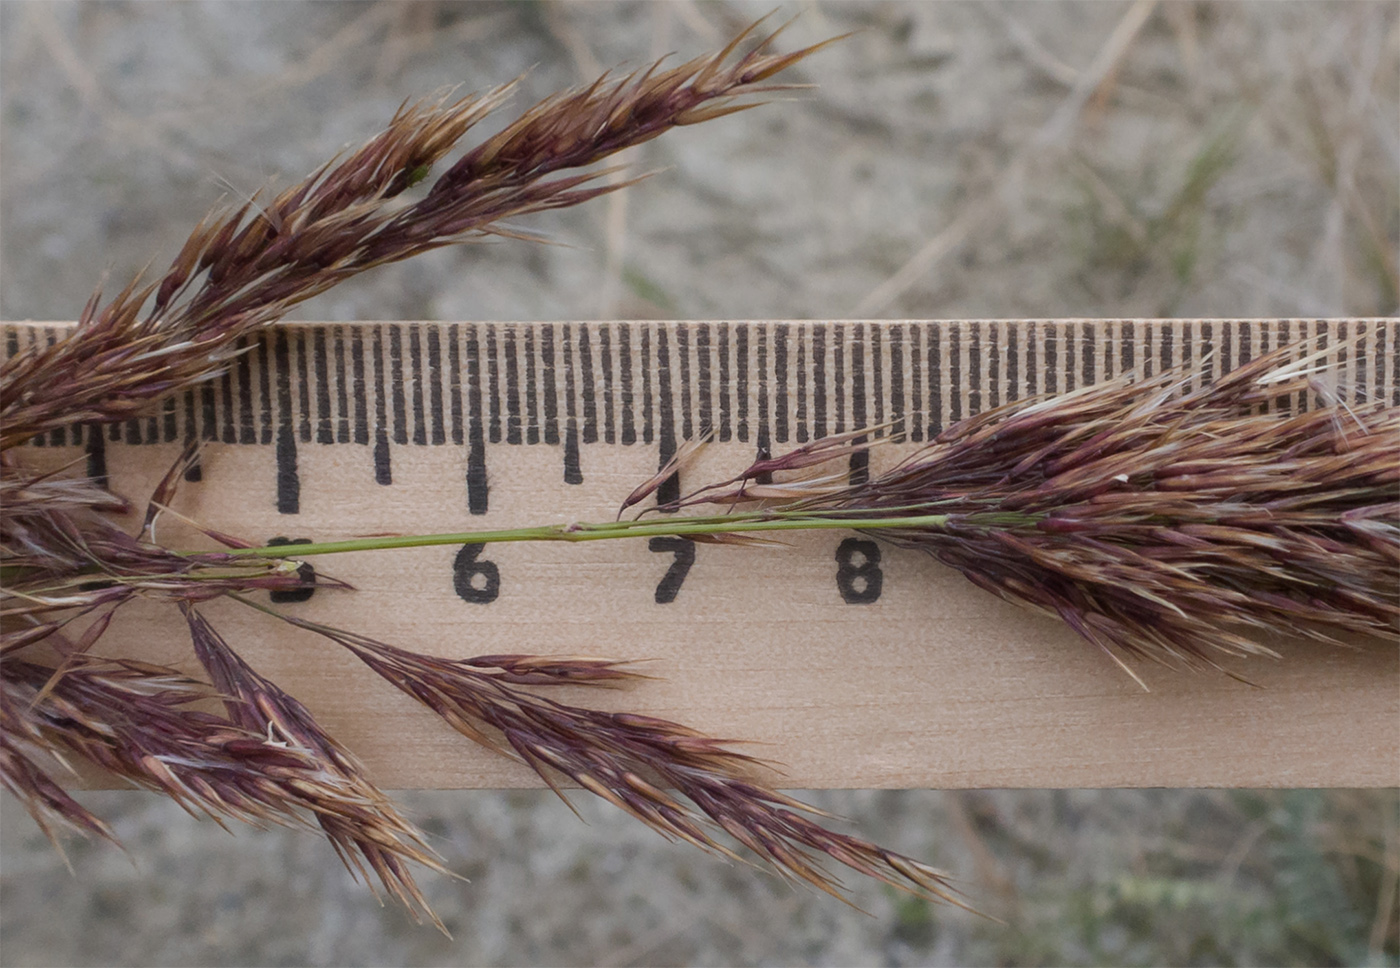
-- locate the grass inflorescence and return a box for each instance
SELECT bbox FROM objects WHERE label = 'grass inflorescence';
[0,21,974,927]
[2,15,1397,932]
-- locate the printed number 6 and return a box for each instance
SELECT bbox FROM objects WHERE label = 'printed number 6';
[453,544,501,604]
[835,537,882,604]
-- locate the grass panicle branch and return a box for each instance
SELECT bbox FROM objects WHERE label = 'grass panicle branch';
[219,340,1398,680]
[663,341,1400,680]
[3,650,451,903]
[182,603,452,930]
[251,605,966,911]
[0,18,831,451]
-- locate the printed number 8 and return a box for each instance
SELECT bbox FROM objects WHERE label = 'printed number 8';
[835,537,882,604]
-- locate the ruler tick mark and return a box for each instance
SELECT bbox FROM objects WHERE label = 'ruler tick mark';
[86,423,108,487]
[641,327,654,445]
[1158,326,1173,387]
[256,337,272,445]
[774,323,789,443]
[296,329,312,445]
[948,322,962,424]
[334,327,350,444]
[889,325,904,438]
[372,326,392,486]
[697,324,713,437]
[219,359,235,445]
[274,330,300,513]
[447,327,463,447]
[465,325,487,514]
[486,324,501,444]
[316,329,334,444]
[199,375,216,442]
[579,325,598,445]
[757,323,771,455]
[736,325,749,441]
[1100,323,1113,384]
[967,324,981,418]
[909,324,923,441]
[504,327,521,445]
[183,390,200,479]
[870,326,884,432]
[989,324,1001,410]
[655,326,678,506]
[619,325,636,445]
[1082,322,1095,391]
[1376,323,1388,406]
[426,326,444,446]
[562,325,582,485]
[237,337,255,444]
[1006,322,1018,411]
[525,329,539,445]
[406,327,431,446]
[718,324,732,441]
[351,329,369,446]
[796,326,809,443]
[927,324,941,436]
[834,326,846,436]
[679,324,694,441]
[541,326,558,446]
[1389,323,1399,406]
[850,323,867,484]
[163,397,177,443]
[598,325,615,444]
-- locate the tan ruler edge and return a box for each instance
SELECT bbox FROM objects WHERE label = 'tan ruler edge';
[4,319,1397,789]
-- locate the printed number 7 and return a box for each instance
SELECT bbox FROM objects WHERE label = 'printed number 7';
[648,537,695,604]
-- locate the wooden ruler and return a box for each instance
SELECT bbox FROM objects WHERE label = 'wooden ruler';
[6,319,1398,788]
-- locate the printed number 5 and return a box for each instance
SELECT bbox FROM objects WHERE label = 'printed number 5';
[267,536,315,604]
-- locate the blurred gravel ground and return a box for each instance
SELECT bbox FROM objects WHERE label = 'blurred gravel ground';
[1,2,1397,966]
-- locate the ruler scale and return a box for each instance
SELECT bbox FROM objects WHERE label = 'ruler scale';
[12,319,1399,515]
[4,319,1398,789]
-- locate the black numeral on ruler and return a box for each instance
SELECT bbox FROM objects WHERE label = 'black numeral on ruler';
[8,321,1395,516]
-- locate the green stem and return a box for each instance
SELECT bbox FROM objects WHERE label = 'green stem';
[210,512,955,559]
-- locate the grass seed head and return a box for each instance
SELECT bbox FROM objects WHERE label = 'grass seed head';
[0,20,832,452]
[271,612,967,911]
[673,339,1399,676]
[0,20,959,924]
